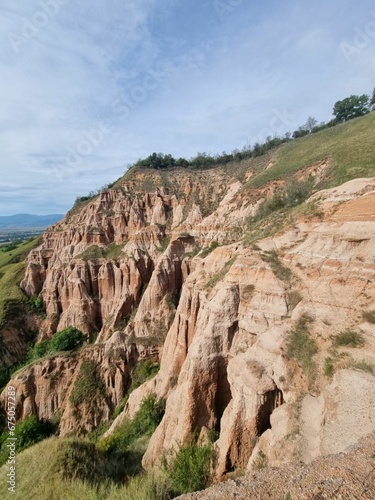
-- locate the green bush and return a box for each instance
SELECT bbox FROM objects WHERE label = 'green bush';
[15,415,54,449]
[78,245,105,261]
[50,327,86,352]
[345,359,374,374]
[27,340,50,361]
[205,257,236,289]
[333,330,365,348]
[324,357,335,378]
[98,394,165,455]
[254,179,313,221]
[0,416,55,466]
[130,360,160,391]
[28,296,44,313]
[162,436,213,495]
[54,440,124,485]
[21,328,86,368]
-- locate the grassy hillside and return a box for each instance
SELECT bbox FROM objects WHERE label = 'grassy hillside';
[0,437,168,500]
[246,112,375,189]
[0,237,41,328]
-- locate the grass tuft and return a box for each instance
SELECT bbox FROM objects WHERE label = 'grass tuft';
[260,250,293,282]
[332,330,365,348]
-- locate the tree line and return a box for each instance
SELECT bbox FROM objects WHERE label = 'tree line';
[74,86,375,204]
[133,86,375,171]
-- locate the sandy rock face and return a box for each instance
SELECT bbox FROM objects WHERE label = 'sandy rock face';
[0,338,131,436]
[3,172,375,477]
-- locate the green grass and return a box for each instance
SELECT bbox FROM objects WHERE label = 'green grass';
[324,357,335,378]
[130,359,160,392]
[286,316,318,386]
[0,437,172,500]
[70,360,106,406]
[205,257,236,289]
[98,394,165,455]
[246,112,375,190]
[0,237,41,328]
[77,243,124,262]
[333,330,365,348]
[260,250,293,283]
[345,359,374,374]
[162,435,213,495]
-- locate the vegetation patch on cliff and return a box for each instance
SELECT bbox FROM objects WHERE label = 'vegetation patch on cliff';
[70,360,106,406]
[205,256,236,289]
[77,243,124,261]
[286,315,318,387]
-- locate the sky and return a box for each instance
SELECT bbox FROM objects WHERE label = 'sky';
[0,0,374,216]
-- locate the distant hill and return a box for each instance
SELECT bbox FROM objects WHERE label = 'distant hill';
[0,214,64,229]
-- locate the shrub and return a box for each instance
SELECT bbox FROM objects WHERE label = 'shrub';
[103,243,124,260]
[70,361,105,406]
[113,396,129,419]
[333,330,365,348]
[28,296,44,313]
[286,317,318,385]
[15,415,55,449]
[254,179,313,221]
[157,236,170,253]
[54,440,123,484]
[205,257,236,289]
[98,394,165,455]
[162,436,213,495]
[50,327,86,352]
[345,359,374,374]
[27,340,50,361]
[130,360,160,391]
[0,416,55,466]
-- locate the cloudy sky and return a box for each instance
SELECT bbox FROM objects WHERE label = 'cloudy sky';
[0,0,374,215]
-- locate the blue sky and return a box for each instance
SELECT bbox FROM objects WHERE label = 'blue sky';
[0,0,374,215]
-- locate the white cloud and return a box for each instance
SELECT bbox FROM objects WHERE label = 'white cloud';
[0,0,374,215]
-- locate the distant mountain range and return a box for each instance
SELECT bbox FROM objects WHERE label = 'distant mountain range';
[0,214,64,229]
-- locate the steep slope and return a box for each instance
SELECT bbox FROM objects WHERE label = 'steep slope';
[1,113,375,480]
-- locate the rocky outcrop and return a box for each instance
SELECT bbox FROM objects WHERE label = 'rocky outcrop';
[107,177,375,476]
[3,166,375,477]
[0,331,132,436]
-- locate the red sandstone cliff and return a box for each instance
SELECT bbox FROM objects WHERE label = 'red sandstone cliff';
[1,164,375,477]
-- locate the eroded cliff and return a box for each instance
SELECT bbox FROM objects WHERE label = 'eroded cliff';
[2,160,375,477]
